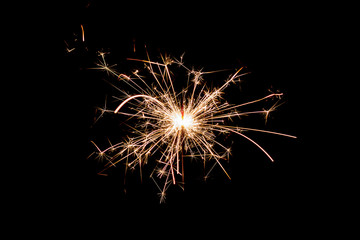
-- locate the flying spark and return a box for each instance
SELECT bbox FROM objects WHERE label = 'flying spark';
[80,24,85,42]
[89,52,296,203]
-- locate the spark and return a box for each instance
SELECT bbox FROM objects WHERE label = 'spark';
[133,38,136,53]
[80,24,85,42]
[64,40,75,53]
[89,52,296,203]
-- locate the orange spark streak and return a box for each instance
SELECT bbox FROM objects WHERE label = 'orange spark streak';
[80,24,85,42]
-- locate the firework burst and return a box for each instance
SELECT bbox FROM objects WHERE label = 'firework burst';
[88,51,296,203]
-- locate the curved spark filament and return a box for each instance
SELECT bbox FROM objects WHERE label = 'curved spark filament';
[90,52,296,202]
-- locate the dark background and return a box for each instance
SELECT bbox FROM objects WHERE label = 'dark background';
[54,0,328,235]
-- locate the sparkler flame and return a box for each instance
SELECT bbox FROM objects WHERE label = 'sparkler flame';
[89,51,296,203]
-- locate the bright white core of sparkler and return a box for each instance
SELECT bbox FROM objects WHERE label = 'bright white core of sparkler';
[171,113,194,130]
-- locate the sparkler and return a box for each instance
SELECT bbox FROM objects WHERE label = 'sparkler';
[89,51,296,203]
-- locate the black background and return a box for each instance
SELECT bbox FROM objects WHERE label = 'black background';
[53,0,329,236]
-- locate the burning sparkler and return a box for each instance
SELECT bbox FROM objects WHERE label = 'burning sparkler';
[89,51,296,203]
